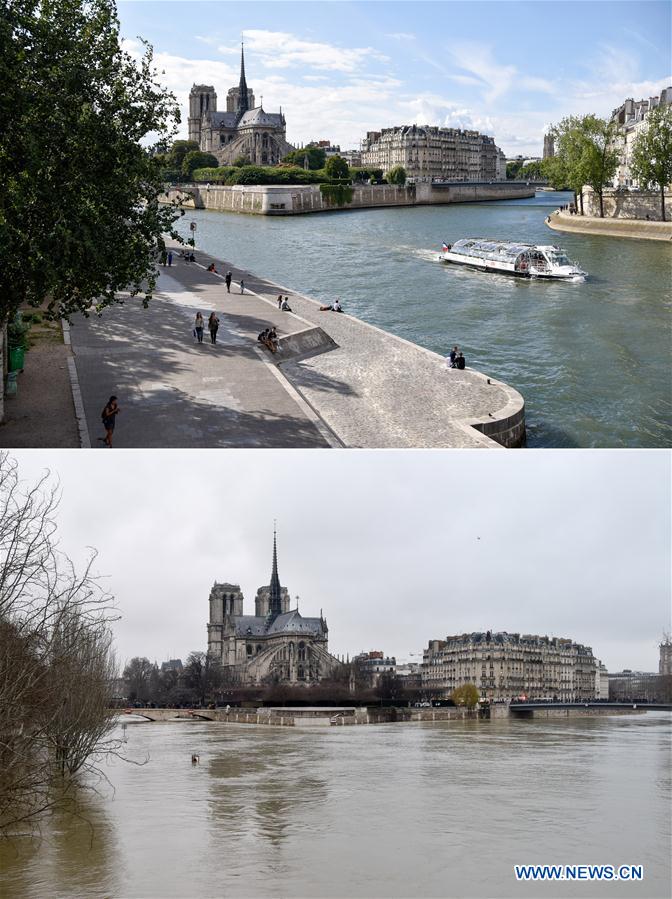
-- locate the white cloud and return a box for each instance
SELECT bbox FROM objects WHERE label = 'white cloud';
[240,29,389,72]
[449,41,555,103]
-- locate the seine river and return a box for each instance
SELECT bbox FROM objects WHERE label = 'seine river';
[2,713,670,898]
[174,193,671,448]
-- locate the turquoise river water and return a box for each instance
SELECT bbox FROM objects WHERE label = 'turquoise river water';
[175,192,671,448]
[1,713,670,898]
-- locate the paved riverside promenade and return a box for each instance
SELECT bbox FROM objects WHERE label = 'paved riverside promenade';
[68,245,525,448]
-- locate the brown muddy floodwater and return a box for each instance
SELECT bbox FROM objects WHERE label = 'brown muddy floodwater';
[1,713,670,898]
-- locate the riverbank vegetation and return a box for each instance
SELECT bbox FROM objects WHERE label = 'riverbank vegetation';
[630,103,672,222]
[0,0,182,325]
[0,455,119,837]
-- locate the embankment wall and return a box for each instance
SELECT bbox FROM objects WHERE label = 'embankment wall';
[160,181,534,216]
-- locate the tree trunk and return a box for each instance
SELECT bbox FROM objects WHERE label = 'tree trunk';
[579,190,584,215]
[661,184,666,222]
[598,191,604,218]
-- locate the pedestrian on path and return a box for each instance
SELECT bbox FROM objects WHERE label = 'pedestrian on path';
[99,395,120,448]
[240,279,245,294]
[160,249,167,266]
[225,272,232,292]
[168,251,173,267]
[194,312,204,343]
[208,311,220,345]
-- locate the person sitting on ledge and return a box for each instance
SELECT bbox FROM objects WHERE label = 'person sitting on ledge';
[207,263,217,273]
[281,297,292,312]
[277,294,283,309]
[320,298,343,312]
[257,328,278,354]
[454,351,466,370]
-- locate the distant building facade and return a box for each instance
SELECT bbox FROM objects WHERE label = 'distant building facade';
[421,631,598,701]
[360,125,506,182]
[608,670,667,702]
[660,636,672,676]
[353,651,397,683]
[188,46,294,167]
[610,87,672,188]
[206,531,340,686]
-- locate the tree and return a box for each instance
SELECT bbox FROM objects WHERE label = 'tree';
[123,656,154,703]
[0,0,182,325]
[551,116,592,214]
[579,115,620,218]
[166,140,199,169]
[181,150,219,179]
[0,453,118,834]
[282,145,326,170]
[324,155,350,180]
[630,103,672,222]
[451,684,480,709]
[386,165,407,186]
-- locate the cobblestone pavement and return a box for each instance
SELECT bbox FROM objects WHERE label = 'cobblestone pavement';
[162,243,522,449]
[68,244,524,448]
[68,265,332,448]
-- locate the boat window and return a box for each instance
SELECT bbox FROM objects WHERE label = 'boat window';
[546,250,570,265]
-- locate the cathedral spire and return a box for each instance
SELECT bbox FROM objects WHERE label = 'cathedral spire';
[268,523,282,618]
[237,42,249,120]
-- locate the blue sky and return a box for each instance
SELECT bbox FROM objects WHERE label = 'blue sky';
[117,1,671,154]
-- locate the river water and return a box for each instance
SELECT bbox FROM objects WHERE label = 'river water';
[174,193,671,448]
[2,713,670,898]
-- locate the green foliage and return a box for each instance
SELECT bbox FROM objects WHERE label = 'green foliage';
[319,182,354,207]
[324,155,350,180]
[7,314,30,350]
[192,166,238,184]
[630,103,672,221]
[225,165,324,185]
[232,154,251,167]
[350,166,384,182]
[386,165,407,185]
[282,145,326,170]
[181,150,219,178]
[540,155,569,190]
[506,160,524,180]
[451,683,481,709]
[550,114,619,216]
[167,140,199,168]
[160,168,183,184]
[0,0,183,322]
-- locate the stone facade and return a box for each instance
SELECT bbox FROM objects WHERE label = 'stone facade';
[360,125,506,182]
[188,46,294,167]
[421,631,598,701]
[610,87,672,188]
[660,638,672,676]
[206,531,341,686]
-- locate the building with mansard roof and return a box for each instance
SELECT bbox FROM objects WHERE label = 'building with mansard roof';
[206,530,341,686]
[188,45,294,167]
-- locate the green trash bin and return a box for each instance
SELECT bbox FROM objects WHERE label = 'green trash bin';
[8,347,25,371]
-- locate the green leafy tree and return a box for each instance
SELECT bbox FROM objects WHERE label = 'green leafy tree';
[506,160,524,180]
[386,165,407,185]
[451,683,480,709]
[551,116,593,214]
[166,140,199,169]
[181,150,218,178]
[282,145,326,170]
[232,154,251,167]
[630,103,672,221]
[324,155,350,180]
[541,155,569,190]
[0,0,182,323]
[579,115,620,218]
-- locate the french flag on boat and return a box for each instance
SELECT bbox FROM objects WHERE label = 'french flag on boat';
[442,242,451,252]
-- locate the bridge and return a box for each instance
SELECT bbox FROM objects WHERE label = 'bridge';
[118,708,219,722]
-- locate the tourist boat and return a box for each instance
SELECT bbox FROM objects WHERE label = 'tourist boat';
[441,239,586,280]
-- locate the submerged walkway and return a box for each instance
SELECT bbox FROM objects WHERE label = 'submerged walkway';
[68,245,525,448]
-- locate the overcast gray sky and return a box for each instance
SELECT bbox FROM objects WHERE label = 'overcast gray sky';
[7,450,670,673]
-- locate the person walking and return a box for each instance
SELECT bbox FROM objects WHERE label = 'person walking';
[99,396,120,448]
[160,249,167,266]
[167,251,173,267]
[194,312,204,343]
[208,311,220,345]
[240,279,245,294]
[225,272,232,293]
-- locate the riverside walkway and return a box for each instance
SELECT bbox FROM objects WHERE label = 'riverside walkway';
[68,245,525,448]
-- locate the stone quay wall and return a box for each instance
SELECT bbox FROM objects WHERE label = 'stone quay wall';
[160,181,534,216]
[580,186,672,220]
[547,209,672,242]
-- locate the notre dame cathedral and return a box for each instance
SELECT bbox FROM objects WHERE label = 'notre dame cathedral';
[188,45,294,166]
[206,530,341,686]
